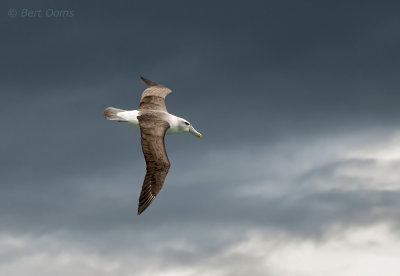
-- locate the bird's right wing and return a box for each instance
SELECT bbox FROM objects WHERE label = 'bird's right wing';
[137,112,171,215]
[138,77,172,112]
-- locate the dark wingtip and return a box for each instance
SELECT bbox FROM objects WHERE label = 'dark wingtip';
[137,203,148,215]
[140,76,159,87]
[137,206,147,215]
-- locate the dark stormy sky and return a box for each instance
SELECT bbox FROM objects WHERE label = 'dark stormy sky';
[1,1,400,275]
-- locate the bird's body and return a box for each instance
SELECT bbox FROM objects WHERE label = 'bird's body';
[116,110,189,134]
[103,77,202,215]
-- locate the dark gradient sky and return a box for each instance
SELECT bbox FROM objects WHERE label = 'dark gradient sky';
[1,1,400,275]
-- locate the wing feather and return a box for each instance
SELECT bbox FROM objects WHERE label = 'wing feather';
[138,77,172,112]
[137,113,170,215]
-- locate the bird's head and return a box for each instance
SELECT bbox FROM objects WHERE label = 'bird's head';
[180,119,202,138]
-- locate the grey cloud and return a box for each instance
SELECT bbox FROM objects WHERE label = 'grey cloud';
[3,136,400,245]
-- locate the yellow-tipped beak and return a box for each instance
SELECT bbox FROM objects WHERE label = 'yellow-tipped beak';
[189,125,202,139]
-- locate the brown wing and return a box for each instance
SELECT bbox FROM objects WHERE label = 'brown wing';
[138,76,172,112]
[137,112,171,215]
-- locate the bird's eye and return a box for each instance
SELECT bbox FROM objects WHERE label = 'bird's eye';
[184,122,190,125]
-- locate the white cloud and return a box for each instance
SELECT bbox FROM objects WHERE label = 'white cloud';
[226,129,400,199]
[267,224,400,276]
[1,224,400,276]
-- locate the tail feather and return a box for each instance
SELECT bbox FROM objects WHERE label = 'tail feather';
[103,107,127,121]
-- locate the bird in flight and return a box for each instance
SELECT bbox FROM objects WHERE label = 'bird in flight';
[104,77,202,215]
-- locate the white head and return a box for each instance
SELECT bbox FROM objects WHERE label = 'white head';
[179,118,202,138]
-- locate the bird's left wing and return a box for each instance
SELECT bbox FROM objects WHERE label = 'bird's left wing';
[137,112,171,215]
[138,76,172,112]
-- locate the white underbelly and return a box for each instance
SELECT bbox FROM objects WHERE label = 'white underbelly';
[117,110,139,127]
[117,110,181,134]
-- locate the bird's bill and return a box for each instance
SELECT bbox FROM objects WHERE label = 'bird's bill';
[189,126,202,138]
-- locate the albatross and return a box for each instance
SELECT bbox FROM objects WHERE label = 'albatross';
[103,77,202,215]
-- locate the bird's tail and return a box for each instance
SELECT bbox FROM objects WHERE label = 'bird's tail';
[103,107,127,121]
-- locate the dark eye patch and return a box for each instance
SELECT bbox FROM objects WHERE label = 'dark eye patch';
[184,122,190,125]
